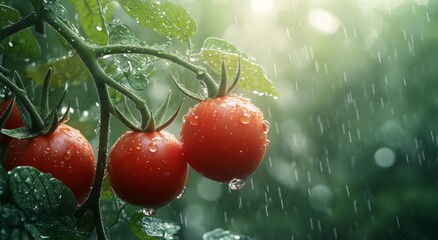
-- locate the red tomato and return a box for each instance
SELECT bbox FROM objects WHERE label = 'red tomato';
[0,98,25,145]
[107,130,188,209]
[3,124,96,204]
[180,95,269,183]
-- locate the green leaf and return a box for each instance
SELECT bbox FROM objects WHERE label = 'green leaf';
[198,37,279,98]
[68,0,112,45]
[25,56,91,87]
[0,203,27,239]
[8,166,77,219]
[203,228,255,240]
[0,4,41,59]
[101,176,115,200]
[24,221,86,240]
[128,211,181,240]
[107,20,157,90]
[117,0,196,42]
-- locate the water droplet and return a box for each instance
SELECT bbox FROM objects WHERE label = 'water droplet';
[239,113,251,124]
[64,150,72,160]
[177,187,186,199]
[189,115,199,126]
[148,142,158,153]
[265,140,271,147]
[263,120,270,134]
[44,148,50,155]
[96,25,103,31]
[229,178,246,190]
[142,208,157,216]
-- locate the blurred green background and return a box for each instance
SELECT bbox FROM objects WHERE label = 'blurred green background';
[6,0,438,239]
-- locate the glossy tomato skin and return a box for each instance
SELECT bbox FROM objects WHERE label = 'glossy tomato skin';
[3,124,96,204]
[0,98,25,146]
[107,130,188,208]
[180,95,269,183]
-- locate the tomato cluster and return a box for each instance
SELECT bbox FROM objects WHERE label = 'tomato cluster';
[107,95,269,208]
[1,94,269,209]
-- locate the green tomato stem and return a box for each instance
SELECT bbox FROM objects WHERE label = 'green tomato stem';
[0,11,42,42]
[93,45,219,97]
[0,74,46,131]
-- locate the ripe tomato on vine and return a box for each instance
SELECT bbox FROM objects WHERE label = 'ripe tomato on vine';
[107,130,188,209]
[3,124,96,204]
[180,95,269,184]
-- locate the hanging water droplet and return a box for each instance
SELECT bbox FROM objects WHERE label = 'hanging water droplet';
[239,113,251,124]
[177,187,186,199]
[265,139,271,147]
[142,208,157,216]
[189,115,199,126]
[64,150,72,160]
[263,120,270,134]
[229,178,246,190]
[148,142,158,153]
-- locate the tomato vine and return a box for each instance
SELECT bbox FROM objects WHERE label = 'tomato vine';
[0,1,277,239]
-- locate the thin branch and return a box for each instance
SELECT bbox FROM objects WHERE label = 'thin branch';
[93,45,219,97]
[0,11,42,42]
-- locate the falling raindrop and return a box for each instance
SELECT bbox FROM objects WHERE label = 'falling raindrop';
[263,120,270,134]
[229,178,246,190]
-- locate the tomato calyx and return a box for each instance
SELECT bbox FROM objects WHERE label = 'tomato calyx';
[114,90,184,132]
[0,68,71,139]
[172,57,242,101]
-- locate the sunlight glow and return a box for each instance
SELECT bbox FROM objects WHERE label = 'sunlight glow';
[251,0,274,15]
[308,8,340,34]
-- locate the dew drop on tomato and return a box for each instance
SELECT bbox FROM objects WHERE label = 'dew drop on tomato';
[148,142,158,153]
[64,150,72,160]
[229,178,246,190]
[142,208,157,216]
[239,113,251,124]
[189,115,199,126]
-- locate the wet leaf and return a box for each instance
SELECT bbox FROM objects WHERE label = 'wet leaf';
[26,56,90,88]
[107,20,157,90]
[129,211,181,240]
[0,4,41,59]
[8,166,77,218]
[69,0,113,45]
[197,37,279,98]
[203,228,255,240]
[117,0,196,42]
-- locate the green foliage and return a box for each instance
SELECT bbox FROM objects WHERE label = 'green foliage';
[129,211,180,240]
[26,56,90,87]
[0,4,41,59]
[0,166,85,239]
[68,0,112,45]
[197,37,279,97]
[107,20,157,91]
[116,0,196,42]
